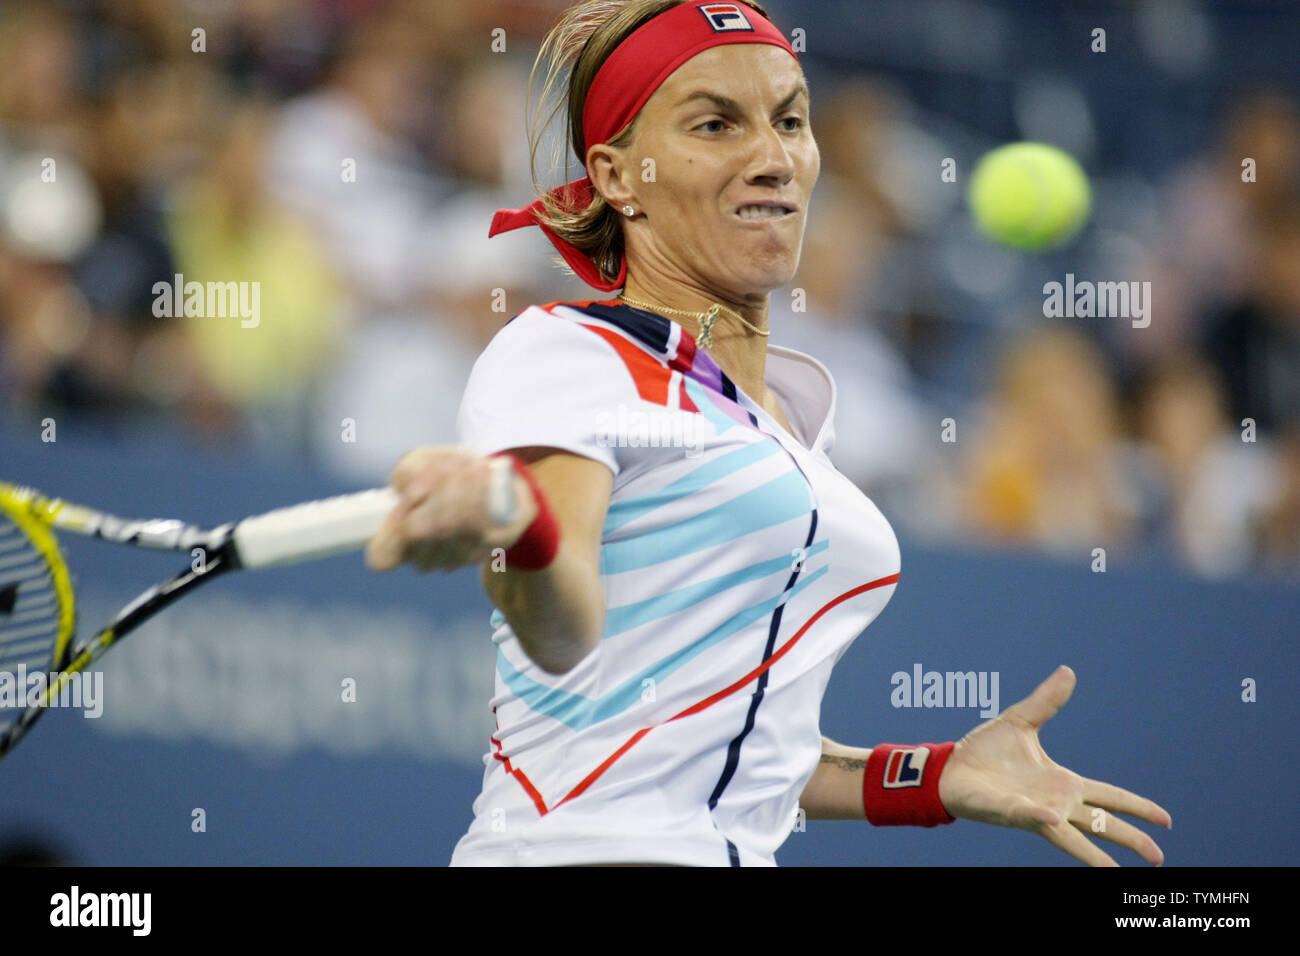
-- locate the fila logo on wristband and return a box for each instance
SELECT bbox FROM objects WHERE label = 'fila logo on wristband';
[699,3,755,32]
[882,746,931,789]
[863,741,956,826]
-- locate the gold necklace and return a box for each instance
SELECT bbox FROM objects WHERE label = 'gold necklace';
[619,294,770,349]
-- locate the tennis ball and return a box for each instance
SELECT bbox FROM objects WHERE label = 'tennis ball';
[967,142,1092,252]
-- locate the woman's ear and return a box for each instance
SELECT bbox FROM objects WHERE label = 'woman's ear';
[587,143,637,210]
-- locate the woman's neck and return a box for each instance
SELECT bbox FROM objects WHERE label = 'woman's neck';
[620,275,772,402]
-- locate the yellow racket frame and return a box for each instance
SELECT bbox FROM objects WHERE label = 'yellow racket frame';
[0,484,78,677]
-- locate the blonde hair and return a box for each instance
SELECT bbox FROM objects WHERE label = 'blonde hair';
[526,0,770,285]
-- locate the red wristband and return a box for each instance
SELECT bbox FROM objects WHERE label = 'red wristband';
[862,742,957,827]
[490,452,560,571]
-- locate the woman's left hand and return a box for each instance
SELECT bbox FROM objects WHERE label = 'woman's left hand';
[937,665,1172,866]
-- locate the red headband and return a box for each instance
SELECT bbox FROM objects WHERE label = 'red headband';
[489,1,799,291]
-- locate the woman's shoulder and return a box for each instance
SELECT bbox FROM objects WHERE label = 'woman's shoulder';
[470,301,641,381]
[484,301,602,346]
[511,299,615,322]
[488,299,662,357]
[495,300,611,336]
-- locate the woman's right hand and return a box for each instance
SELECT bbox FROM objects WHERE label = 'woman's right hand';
[365,447,538,573]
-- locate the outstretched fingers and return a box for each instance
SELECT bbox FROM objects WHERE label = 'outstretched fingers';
[1040,819,1120,867]
[1070,807,1165,866]
[1085,779,1173,829]
[1004,665,1077,731]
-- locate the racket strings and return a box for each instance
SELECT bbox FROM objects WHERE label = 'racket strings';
[0,530,33,554]
[0,517,66,730]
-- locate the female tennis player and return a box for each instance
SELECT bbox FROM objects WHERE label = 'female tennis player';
[366,0,1171,867]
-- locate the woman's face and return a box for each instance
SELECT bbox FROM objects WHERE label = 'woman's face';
[595,43,820,298]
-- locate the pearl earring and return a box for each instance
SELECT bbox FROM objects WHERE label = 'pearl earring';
[623,205,635,217]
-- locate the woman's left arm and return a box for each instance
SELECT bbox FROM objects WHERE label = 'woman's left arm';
[800,738,870,820]
[800,666,1174,865]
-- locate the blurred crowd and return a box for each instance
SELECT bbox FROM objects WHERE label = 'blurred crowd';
[1,0,1297,580]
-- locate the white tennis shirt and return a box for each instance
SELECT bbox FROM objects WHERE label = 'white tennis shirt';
[450,300,901,866]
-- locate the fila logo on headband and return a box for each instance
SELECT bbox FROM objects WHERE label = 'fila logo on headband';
[882,746,932,789]
[699,3,755,32]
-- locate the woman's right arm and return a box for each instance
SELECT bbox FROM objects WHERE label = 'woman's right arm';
[366,444,612,675]
[480,446,611,674]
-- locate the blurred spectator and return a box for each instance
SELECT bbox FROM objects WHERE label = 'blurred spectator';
[772,174,933,497]
[1158,93,1299,324]
[1130,352,1283,577]
[957,325,1140,557]
[306,51,585,481]
[1200,198,1300,436]
[1256,430,1300,572]
[262,2,456,317]
[0,4,89,158]
[1140,92,1300,383]
[0,148,106,411]
[166,101,342,436]
[810,78,908,240]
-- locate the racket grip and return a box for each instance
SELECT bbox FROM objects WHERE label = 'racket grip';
[232,487,401,569]
[231,457,516,570]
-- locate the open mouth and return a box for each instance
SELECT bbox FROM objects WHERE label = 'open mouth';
[735,203,796,221]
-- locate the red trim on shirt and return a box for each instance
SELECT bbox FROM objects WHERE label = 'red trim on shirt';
[668,330,697,374]
[493,572,902,816]
[679,377,699,412]
[491,729,548,816]
[577,322,673,406]
[539,299,623,312]
[534,302,676,405]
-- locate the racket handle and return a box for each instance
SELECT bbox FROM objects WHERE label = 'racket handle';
[232,487,401,569]
[231,457,517,569]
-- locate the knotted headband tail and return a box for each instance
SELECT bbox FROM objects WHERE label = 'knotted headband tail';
[488,177,627,292]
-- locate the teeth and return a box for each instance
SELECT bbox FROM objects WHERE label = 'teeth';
[738,205,788,220]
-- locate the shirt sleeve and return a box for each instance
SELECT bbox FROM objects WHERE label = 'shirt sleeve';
[456,307,632,477]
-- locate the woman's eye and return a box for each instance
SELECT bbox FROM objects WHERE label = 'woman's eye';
[695,117,803,133]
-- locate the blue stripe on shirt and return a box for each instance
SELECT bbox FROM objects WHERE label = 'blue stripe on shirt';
[603,539,829,638]
[496,564,828,731]
[603,440,783,533]
[600,467,814,575]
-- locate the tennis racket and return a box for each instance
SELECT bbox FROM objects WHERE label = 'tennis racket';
[0,459,516,760]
